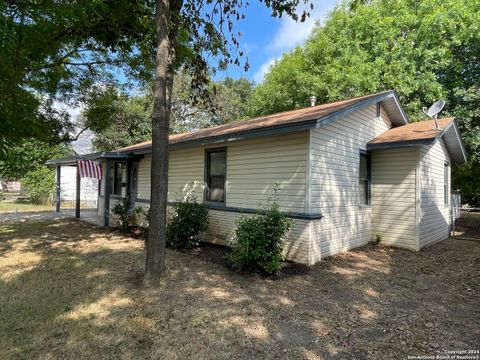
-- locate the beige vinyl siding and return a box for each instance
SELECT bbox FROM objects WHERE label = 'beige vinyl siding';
[371,148,418,250]
[136,149,204,202]
[226,132,308,212]
[204,209,321,265]
[137,155,150,199]
[168,148,204,201]
[418,139,451,247]
[136,132,308,213]
[309,104,392,257]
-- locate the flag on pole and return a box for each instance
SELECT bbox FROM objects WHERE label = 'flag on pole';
[78,160,102,180]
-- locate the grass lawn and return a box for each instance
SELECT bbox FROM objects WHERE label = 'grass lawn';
[0,201,82,213]
[0,201,55,213]
[0,218,479,359]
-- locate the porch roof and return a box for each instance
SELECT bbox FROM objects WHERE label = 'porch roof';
[45,152,133,166]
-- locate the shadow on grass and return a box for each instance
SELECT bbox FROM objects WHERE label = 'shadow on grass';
[1,218,479,359]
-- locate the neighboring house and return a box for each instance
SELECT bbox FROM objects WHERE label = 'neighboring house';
[47,90,467,265]
[0,180,20,192]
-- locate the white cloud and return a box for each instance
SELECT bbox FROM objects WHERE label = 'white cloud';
[253,57,277,83]
[268,14,317,53]
[255,1,337,83]
[52,100,94,154]
[52,100,84,123]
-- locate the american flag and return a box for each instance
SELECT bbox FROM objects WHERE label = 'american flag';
[78,160,102,180]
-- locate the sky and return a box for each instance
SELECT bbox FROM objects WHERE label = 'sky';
[68,0,339,152]
[213,0,339,83]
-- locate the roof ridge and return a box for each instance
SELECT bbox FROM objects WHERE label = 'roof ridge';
[117,90,396,152]
[177,90,393,134]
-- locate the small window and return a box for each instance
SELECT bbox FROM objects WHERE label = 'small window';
[359,152,371,205]
[110,162,126,196]
[444,162,449,205]
[206,149,226,203]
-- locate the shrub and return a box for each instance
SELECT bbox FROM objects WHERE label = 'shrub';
[112,197,140,231]
[20,167,55,204]
[167,195,209,249]
[228,186,293,275]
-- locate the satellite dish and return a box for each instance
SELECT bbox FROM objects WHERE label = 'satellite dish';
[422,100,445,130]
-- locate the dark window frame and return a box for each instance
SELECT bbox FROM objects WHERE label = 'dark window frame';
[110,161,126,197]
[359,150,372,206]
[444,161,449,206]
[204,147,227,206]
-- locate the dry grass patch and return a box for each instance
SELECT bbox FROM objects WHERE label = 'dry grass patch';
[0,218,479,359]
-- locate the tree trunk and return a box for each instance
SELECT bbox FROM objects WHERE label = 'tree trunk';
[144,0,171,285]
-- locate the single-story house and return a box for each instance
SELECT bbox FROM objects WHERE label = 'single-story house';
[47,90,467,265]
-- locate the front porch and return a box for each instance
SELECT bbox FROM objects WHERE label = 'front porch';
[46,151,138,227]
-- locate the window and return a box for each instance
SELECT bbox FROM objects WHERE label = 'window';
[205,148,226,203]
[444,161,449,205]
[109,162,126,196]
[359,152,371,205]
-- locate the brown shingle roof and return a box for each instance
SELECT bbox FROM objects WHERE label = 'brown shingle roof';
[117,91,393,152]
[369,118,454,145]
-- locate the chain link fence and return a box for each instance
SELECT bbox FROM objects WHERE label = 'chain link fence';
[451,198,480,241]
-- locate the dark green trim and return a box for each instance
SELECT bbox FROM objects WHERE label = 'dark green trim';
[106,197,323,219]
[367,138,434,151]
[359,150,372,206]
[103,159,111,227]
[173,201,322,220]
[46,152,139,166]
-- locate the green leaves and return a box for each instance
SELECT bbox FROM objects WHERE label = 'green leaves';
[249,0,480,203]
[0,0,156,153]
[20,167,56,205]
[0,139,69,181]
[166,195,209,249]
[228,187,293,275]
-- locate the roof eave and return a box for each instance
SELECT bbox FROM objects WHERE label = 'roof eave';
[438,119,468,163]
[46,152,135,166]
[367,138,435,151]
[123,91,407,154]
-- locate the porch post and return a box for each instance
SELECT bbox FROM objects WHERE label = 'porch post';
[103,159,111,227]
[55,166,61,213]
[75,163,81,218]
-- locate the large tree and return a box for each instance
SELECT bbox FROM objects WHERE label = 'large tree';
[0,139,68,181]
[249,0,480,203]
[82,75,255,151]
[145,0,313,283]
[81,86,153,151]
[0,0,155,155]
